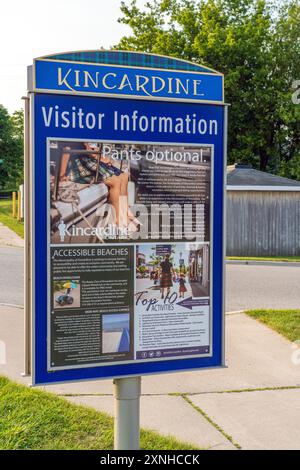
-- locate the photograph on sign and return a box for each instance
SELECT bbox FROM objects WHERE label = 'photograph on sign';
[135,242,210,360]
[49,140,211,244]
[53,279,80,308]
[47,139,212,370]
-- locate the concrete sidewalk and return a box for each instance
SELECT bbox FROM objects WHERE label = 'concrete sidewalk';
[0,223,24,248]
[0,306,299,449]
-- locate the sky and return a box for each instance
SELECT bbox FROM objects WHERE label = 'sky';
[0,0,147,113]
[138,244,191,268]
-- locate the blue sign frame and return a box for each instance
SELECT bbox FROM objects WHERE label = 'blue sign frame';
[29,51,227,386]
[32,94,226,385]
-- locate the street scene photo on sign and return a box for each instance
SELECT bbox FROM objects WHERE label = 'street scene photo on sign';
[135,242,210,360]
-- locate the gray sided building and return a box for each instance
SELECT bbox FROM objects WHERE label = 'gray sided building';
[226,164,300,256]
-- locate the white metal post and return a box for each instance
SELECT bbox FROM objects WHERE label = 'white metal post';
[22,95,31,377]
[113,376,141,450]
[222,105,228,366]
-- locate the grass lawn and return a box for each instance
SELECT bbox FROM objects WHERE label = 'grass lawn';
[227,256,300,263]
[0,376,195,450]
[246,309,300,342]
[0,199,24,238]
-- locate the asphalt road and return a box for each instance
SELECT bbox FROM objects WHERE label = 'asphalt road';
[0,245,299,311]
[226,262,300,311]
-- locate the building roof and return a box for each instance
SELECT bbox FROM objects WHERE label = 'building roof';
[227,164,300,191]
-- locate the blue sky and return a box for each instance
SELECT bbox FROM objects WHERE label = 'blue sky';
[1,0,147,112]
[102,313,129,330]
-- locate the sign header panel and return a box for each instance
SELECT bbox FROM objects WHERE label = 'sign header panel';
[34,59,224,103]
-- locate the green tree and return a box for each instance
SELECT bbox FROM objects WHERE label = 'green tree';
[0,105,14,189]
[137,264,148,275]
[10,109,24,187]
[115,0,300,176]
[0,105,24,189]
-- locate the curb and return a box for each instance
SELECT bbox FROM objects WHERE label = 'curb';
[0,303,24,309]
[0,242,24,248]
[226,260,300,267]
[225,310,244,315]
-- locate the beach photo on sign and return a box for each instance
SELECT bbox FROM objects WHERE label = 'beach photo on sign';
[102,313,130,354]
[135,242,210,303]
[49,140,211,244]
[53,279,80,309]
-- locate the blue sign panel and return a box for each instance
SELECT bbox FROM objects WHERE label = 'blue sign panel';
[34,59,224,103]
[30,52,226,385]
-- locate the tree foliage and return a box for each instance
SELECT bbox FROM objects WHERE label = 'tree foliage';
[115,0,300,176]
[0,106,24,189]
